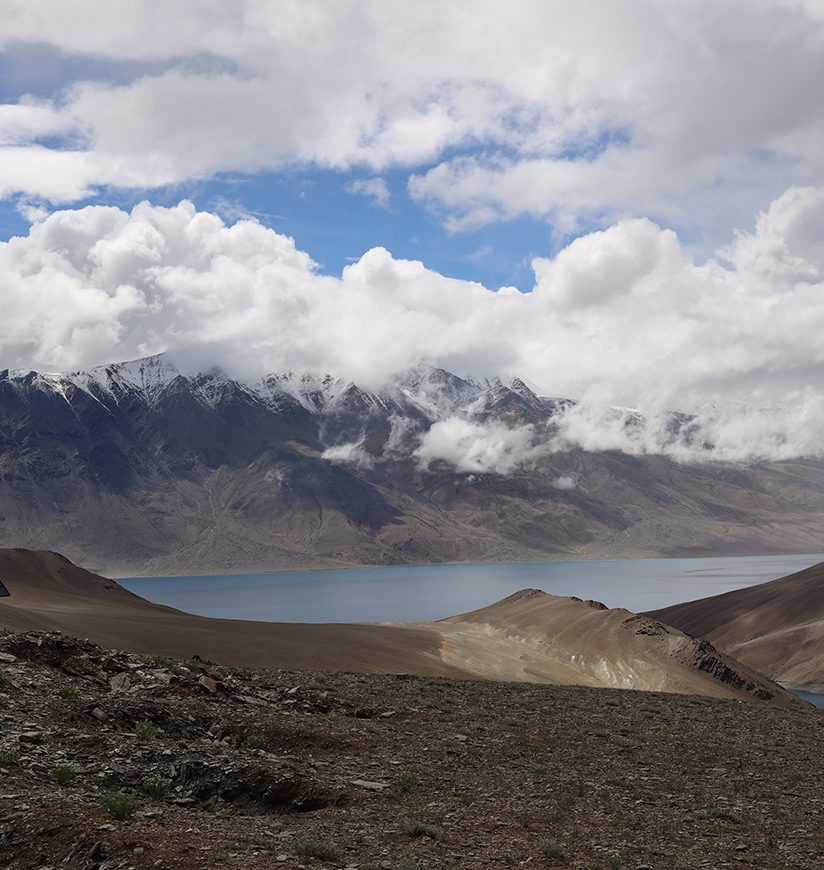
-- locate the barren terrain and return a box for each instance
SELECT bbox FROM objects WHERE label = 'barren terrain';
[0,549,798,703]
[0,630,822,869]
[650,561,824,691]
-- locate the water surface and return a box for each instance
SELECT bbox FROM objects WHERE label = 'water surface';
[793,691,824,709]
[119,552,824,624]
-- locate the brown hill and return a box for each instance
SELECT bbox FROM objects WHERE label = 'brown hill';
[0,548,802,704]
[426,589,800,702]
[648,561,824,691]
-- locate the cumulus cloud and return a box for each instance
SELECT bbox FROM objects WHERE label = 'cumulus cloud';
[2,0,824,243]
[4,190,824,462]
[346,178,391,209]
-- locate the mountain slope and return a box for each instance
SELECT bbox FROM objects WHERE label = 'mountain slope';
[426,589,800,702]
[0,549,802,704]
[648,561,824,691]
[4,355,824,575]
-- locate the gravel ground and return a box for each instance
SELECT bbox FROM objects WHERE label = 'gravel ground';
[0,630,822,869]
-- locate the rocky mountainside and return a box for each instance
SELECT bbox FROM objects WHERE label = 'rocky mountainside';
[649,561,824,691]
[4,355,824,575]
[1,630,822,869]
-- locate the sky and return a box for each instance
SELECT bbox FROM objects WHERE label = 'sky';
[3,1,824,462]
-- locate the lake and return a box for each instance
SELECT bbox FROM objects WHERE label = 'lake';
[119,552,824,624]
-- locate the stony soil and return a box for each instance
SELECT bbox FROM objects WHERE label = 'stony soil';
[0,631,822,870]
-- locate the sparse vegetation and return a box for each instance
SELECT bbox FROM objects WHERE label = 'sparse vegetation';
[400,818,441,839]
[515,811,532,828]
[142,775,171,801]
[2,629,823,868]
[295,840,341,861]
[52,764,76,785]
[394,771,419,793]
[540,838,565,860]
[100,792,139,820]
[134,719,159,739]
[57,685,80,701]
[0,748,19,765]
[0,627,12,638]
[183,657,206,673]
[244,734,266,750]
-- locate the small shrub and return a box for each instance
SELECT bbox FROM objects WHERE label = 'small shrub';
[53,764,76,786]
[57,685,80,701]
[400,818,441,839]
[0,748,19,765]
[515,811,532,829]
[540,838,565,860]
[395,771,419,793]
[183,657,206,673]
[142,776,171,801]
[0,626,12,638]
[134,719,159,740]
[295,840,341,861]
[608,855,624,869]
[150,655,173,667]
[101,792,139,820]
[244,735,266,750]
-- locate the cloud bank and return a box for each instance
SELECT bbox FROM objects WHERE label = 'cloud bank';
[4,190,824,462]
[2,1,824,242]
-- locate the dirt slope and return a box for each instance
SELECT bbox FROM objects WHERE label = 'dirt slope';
[0,548,801,704]
[0,549,460,677]
[424,589,800,703]
[649,561,824,691]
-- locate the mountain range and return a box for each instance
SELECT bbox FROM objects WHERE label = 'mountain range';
[3,354,824,575]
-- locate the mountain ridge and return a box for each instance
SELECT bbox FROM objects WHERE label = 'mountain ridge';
[5,355,824,575]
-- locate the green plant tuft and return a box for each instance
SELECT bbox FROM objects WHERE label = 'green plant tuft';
[142,775,171,801]
[101,791,139,820]
[134,719,159,739]
[53,763,77,785]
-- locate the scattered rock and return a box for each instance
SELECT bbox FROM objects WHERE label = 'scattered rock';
[198,675,218,694]
[109,672,131,692]
[349,779,389,791]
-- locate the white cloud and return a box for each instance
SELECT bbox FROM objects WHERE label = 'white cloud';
[321,440,374,469]
[4,189,824,462]
[346,178,391,208]
[552,475,577,490]
[0,0,824,244]
[414,418,545,475]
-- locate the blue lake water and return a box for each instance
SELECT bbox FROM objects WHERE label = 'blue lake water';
[119,552,824,624]
[793,691,824,709]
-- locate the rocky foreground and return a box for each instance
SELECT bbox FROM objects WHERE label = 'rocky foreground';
[1,631,822,869]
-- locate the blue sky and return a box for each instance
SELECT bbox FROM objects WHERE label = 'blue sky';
[4,1,824,449]
[0,36,559,291]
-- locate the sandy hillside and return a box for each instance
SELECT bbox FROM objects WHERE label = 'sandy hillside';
[0,548,801,704]
[649,560,824,691]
